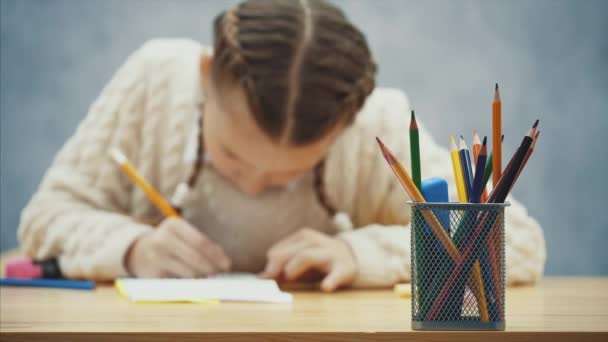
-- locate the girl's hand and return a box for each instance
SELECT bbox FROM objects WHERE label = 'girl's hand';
[125,217,231,278]
[259,228,357,292]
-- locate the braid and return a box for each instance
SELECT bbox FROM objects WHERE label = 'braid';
[213,6,262,121]
[313,159,336,217]
[340,64,377,121]
[289,0,377,144]
[187,115,205,187]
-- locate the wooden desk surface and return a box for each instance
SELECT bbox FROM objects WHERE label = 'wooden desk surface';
[1,253,607,341]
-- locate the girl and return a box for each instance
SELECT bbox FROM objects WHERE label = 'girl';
[18,0,545,291]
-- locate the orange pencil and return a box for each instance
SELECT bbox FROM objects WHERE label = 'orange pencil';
[492,84,502,187]
[110,148,179,218]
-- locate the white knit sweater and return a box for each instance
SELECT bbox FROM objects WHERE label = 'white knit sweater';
[18,39,546,286]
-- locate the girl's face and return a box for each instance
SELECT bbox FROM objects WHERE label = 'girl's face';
[200,55,343,195]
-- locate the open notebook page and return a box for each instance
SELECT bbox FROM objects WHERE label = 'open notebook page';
[115,273,293,303]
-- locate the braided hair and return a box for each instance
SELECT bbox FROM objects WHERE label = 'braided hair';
[191,0,376,216]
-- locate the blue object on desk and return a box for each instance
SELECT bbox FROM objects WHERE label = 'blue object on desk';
[421,177,450,234]
[0,277,95,290]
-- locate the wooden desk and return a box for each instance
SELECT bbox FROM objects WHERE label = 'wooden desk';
[1,253,607,341]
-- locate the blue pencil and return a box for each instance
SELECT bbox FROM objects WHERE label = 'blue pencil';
[0,278,95,290]
[471,137,488,203]
[459,136,474,201]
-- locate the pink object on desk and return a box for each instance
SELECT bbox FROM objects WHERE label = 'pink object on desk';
[5,258,43,279]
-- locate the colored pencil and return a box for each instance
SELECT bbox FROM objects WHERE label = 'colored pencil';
[511,127,539,190]
[473,130,489,202]
[470,136,498,319]
[376,137,489,321]
[481,134,503,203]
[110,149,179,218]
[471,137,488,203]
[450,135,491,321]
[376,137,461,259]
[450,136,468,203]
[487,124,535,203]
[409,110,427,321]
[0,278,95,290]
[459,136,474,201]
[472,130,482,161]
[492,83,502,187]
[484,125,538,320]
[410,110,421,191]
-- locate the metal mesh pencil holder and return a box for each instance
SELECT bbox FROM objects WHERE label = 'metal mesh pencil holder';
[408,202,509,331]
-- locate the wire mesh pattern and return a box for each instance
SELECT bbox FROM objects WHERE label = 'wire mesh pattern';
[409,202,508,330]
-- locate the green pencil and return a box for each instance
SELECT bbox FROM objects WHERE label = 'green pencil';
[410,110,421,190]
[482,135,504,195]
[409,110,427,319]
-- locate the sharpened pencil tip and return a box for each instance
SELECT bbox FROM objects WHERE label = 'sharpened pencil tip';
[376,137,389,162]
[482,136,487,145]
[375,136,382,145]
[458,135,468,149]
[409,110,418,129]
[533,119,539,129]
[494,83,500,101]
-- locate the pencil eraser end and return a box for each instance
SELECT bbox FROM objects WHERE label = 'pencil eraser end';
[109,148,127,165]
[5,258,42,279]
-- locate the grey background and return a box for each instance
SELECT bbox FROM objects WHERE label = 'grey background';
[1,0,607,275]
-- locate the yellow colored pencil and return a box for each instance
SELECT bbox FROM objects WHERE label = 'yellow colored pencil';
[450,136,468,203]
[110,148,179,218]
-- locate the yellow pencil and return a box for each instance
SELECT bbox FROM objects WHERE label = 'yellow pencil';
[450,136,468,203]
[110,148,179,218]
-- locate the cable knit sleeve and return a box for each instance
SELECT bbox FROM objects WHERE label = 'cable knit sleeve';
[17,42,161,280]
[326,88,546,288]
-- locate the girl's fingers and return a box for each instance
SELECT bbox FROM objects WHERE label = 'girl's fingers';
[267,228,325,258]
[321,264,352,292]
[261,239,316,279]
[160,256,197,278]
[261,228,328,279]
[168,239,216,276]
[284,248,331,281]
[165,218,231,271]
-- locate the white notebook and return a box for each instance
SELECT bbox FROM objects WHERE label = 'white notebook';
[115,273,293,303]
